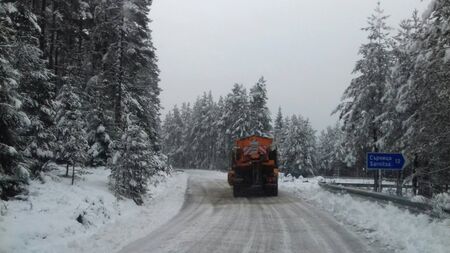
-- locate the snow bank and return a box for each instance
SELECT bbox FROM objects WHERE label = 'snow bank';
[280,175,450,253]
[0,166,188,253]
[431,193,450,211]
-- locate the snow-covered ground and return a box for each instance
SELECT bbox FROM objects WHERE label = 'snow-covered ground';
[280,175,450,253]
[0,166,188,253]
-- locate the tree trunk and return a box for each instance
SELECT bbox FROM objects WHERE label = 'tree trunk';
[66,163,69,176]
[54,31,59,76]
[71,165,75,185]
[418,166,432,198]
[39,0,47,56]
[412,154,418,195]
[49,0,57,69]
[373,128,380,192]
[396,170,403,196]
[115,14,125,130]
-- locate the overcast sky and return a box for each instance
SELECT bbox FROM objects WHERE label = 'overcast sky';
[150,0,430,131]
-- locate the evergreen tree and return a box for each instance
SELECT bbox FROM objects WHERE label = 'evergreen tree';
[55,82,88,173]
[374,11,423,192]
[162,106,185,168]
[278,116,292,170]
[273,107,284,146]
[317,124,348,176]
[107,0,167,201]
[334,2,393,187]
[397,0,450,196]
[187,93,217,169]
[180,103,193,168]
[213,96,229,169]
[0,1,32,198]
[98,0,157,132]
[85,78,115,166]
[109,123,156,205]
[379,10,422,153]
[249,76,271,136]
[227,84,251,139]
[281,115,316,177]
[87,123,112,166]
[12,1,56,173]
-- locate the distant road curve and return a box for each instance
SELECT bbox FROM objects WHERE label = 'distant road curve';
[119,170,378,253]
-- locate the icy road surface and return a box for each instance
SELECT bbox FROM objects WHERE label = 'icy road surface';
[119,170,374,253]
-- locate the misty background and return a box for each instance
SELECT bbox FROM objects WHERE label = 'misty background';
[151,0,429,131]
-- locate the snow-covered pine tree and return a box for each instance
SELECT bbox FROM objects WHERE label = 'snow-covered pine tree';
[376,11,423,192]
[187,92,217,169]
[87,122,112,167]
[281,115,316,177]
[11,1,56,174]
[277,116,292,170]
[85,77,115,166]
[214,96,231,170]
[397,0,450,196]
[107,0,168,201]
[79,0,117,159]
[273,107,284,146]
[0,1,32,198]
[249,76,271,136]
[334,2,393,187]
[109,122,156,205]
[97,0,157,132]
[179,102,193,168]
[378,10,422,153]
[39,0,91,80]
[55,82,88,176]
[206,92,220,169]
[211,84,252,169]
[272,107,285,170]
[126,28,162,152]
[162,106,186,168]
[227,84,251,139]
[317,124,347,176]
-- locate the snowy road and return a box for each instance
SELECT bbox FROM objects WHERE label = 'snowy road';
[118,170,374,253]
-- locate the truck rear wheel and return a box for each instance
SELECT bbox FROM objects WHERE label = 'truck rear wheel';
[272,186,278,196]
[233,185,242,197]
[266,185,278,196]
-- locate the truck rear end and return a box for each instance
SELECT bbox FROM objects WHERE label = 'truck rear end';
[227,135,278,197]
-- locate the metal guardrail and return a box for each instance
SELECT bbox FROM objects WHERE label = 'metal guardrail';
[329,182,412,188]
[318,182,450,215]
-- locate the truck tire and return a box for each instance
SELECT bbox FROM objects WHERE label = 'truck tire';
[266,186,278,196]
[272,186,278,196]
[233,185,241,197]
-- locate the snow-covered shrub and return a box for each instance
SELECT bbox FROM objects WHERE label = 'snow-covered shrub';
[87,124,112,167]
[74,197,111,227]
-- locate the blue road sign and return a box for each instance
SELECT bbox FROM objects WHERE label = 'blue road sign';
[366,153,406,170]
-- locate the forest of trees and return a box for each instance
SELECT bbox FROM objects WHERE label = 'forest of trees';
[331,2,450,197]
[0,0,166,204]
[161,77,318,177]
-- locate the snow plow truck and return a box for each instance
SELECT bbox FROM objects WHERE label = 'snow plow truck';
[227,135,278,197]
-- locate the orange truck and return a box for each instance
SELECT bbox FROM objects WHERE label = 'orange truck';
[227,135,279,197]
